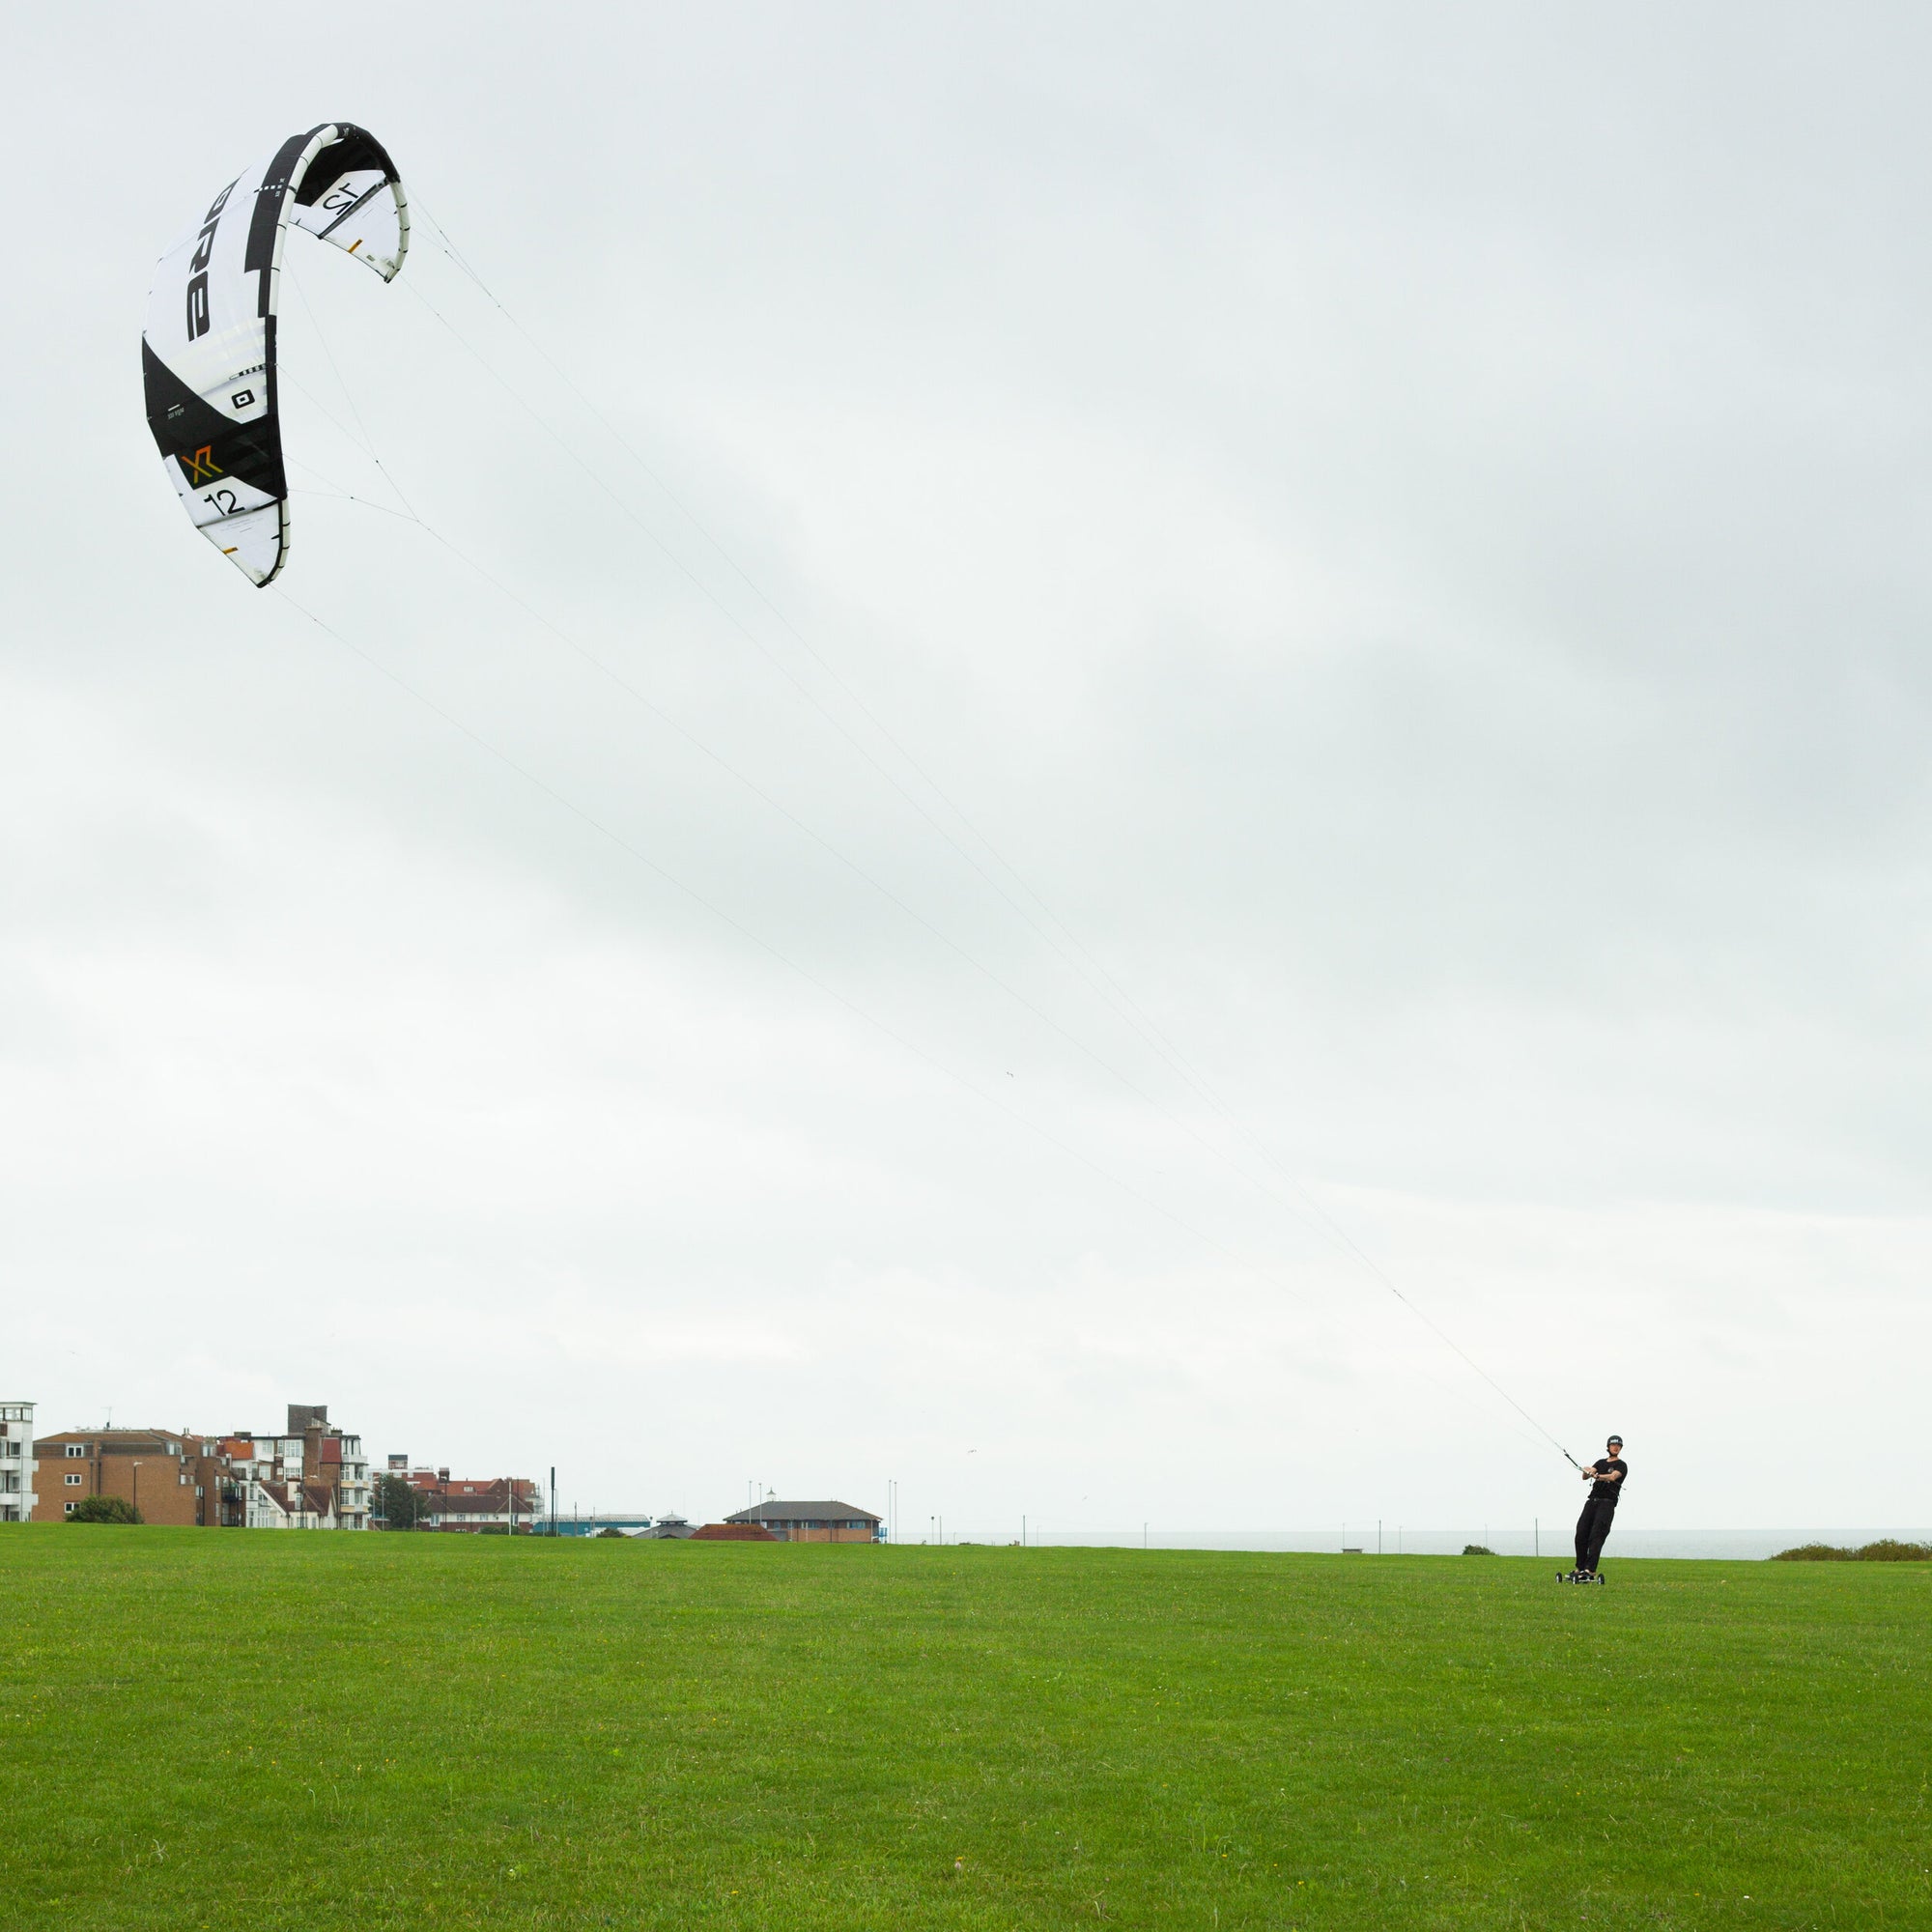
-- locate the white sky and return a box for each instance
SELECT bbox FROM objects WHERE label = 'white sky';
[5,6,1929,1537]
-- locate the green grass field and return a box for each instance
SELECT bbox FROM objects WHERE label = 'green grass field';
[1,1528,1927,1930]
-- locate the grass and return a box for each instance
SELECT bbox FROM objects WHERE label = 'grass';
[1,1529,1928,1930]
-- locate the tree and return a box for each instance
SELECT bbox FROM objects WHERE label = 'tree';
[68,1494,141,1524]
[374,1472,432,1530]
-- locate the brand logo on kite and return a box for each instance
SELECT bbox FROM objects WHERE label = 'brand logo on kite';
[182,445,223,486]
[184,177,237,341]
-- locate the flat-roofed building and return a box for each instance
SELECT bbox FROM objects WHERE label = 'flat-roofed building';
[540,1512,660,1538]
[31,1429,226,1525]
[0,1403,36,1522]
[723,1499,882,1544]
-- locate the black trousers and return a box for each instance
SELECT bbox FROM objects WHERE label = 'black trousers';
[1575,1497,1617,1571]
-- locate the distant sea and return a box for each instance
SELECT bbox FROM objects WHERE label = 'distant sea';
[959,1527,1932,1560]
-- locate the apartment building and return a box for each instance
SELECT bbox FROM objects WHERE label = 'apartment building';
[31,1428,227,1524]
[218,1406,370,1530]
[31,1402,369,1529]
[0,1402,36,1522]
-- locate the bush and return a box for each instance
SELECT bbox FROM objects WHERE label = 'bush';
[596,1526,626,1538]
[67,1495,141,1524]
[1772,1540,1932,1561]
[1462,1544,1495,1556]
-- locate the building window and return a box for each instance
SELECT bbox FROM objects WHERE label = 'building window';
[66,1445,87,1458]
[64,1502,77,1515]
[66,1473,83,1488]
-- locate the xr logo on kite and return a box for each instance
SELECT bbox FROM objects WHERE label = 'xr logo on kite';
[182,445,223,486]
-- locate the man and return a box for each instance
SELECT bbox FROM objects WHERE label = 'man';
[1571,1435,1626,1579]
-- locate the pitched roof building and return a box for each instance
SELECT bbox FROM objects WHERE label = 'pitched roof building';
[392,1467,541,1533]
[723,1499,882,1544]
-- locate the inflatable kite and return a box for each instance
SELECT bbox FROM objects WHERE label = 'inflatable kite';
[141,124,408,586]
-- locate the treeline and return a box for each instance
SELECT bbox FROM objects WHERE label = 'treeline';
[1772,1539,1932,1561]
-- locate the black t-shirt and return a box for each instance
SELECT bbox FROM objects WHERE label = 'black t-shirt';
[1587,1458,1628,1504]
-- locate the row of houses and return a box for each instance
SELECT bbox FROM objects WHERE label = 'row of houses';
[1,1401,884,1542]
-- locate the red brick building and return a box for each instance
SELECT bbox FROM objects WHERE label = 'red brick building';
[723,1499,882,1544]
[32,1430,226,1526]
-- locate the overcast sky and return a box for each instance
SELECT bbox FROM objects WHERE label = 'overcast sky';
[5,7,1929,1537]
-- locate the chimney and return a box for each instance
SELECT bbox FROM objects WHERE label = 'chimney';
[287,1404,328,1435]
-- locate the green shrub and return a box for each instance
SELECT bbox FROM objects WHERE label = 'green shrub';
[1462,1544,1495,1556]
[66,1495,142,1524]
[1772,1540,1931,1561]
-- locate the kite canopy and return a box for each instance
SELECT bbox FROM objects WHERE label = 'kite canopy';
[141,123,408,587]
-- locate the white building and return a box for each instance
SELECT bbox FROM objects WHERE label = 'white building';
[0,1403,36,1522]
[217,1406,370,1529]
[236,1474,338,1530]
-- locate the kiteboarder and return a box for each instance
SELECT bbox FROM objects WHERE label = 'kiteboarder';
[1569,1435,1626,1579]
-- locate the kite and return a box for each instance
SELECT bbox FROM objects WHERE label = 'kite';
[141,124,408,586]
